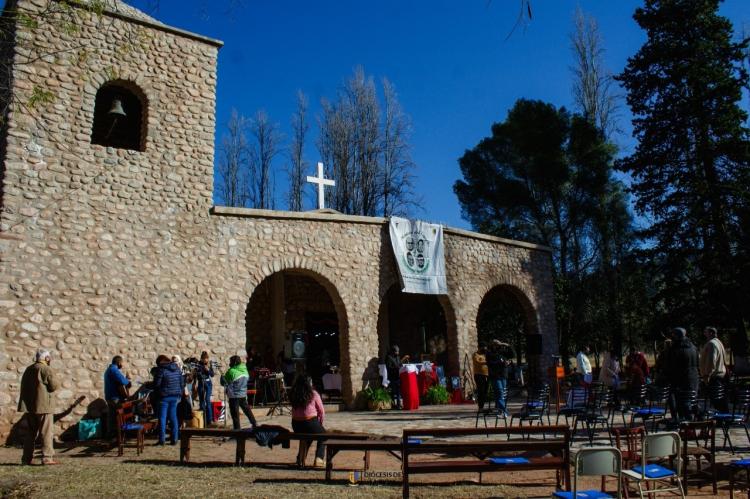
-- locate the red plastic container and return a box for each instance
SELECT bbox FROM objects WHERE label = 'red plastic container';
[212,401,225,422]
[400,370,419,410]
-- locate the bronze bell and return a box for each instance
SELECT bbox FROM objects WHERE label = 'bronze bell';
[108,98,126,117]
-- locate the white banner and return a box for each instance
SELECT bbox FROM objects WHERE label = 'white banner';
[389,217,447,295]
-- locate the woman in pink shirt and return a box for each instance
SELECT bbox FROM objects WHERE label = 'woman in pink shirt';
[290,375,326,467]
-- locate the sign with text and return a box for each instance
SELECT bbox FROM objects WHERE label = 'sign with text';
[389,217,447,295]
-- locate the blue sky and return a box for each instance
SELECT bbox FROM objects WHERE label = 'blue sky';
[15,1,750,228]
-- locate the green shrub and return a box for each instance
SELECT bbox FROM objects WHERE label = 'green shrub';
[425,385,450,405]
[363,386,392,403]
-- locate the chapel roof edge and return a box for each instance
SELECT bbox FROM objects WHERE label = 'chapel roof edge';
[210,206,553,254]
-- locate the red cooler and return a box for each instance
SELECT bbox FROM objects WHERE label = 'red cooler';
[399,366,419,410]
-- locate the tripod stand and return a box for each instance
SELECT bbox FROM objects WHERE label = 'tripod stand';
[266,373,290,417]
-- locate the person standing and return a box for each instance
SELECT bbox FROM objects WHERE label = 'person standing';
[153,355,184,445]
[576,345,593,385]
[599,350,621,389]
[486,340,509,416]
[700,327,728,412]
[196,351,215,425]
[104,355,132,439]
[385,345,404,410]
[627,347,651,382]
[221,355,257,430]
[666,327,700,421]
[290,375,327,467]
[18,349,60,465]
[472,343,489,410]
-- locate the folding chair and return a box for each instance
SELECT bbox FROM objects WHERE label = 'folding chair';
[612,426,645,471]
[557,385,589,434]
[510,383,551,438]
[679,420,717,495]
[552,447,622,499]
[583,386,614,446]
[712,385,750,453]
[475,385,507,428]
[630,385,669,432]
[621,432,684,498]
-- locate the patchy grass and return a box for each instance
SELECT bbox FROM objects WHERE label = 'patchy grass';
[0,460,522,498]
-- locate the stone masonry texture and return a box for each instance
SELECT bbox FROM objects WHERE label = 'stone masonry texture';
[0,0,557,439]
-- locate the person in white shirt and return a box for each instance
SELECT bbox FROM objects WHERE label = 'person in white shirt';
[576,345,593,385]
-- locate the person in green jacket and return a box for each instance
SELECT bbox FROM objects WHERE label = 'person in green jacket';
[221,355,257,429]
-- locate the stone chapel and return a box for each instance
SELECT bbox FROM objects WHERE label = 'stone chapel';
[0,0,557,438]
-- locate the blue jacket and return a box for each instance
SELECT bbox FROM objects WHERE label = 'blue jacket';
[104,364,129,401]
[153,362,184,397]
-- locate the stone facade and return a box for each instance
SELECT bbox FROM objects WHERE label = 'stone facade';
[0,0,557,439]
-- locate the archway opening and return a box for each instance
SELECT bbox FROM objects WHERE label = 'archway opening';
[476,285,540,382]
[377,284,457,371]
[245,269,346,394]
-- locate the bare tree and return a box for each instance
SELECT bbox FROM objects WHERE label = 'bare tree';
[248,110,281,210]
[318,97,353,212]
[570,7,619,139]
[345,67,380,216]
[317,67,420,216]
[380,78,418,217]
[287,91,308,211]
[216,109,250,207]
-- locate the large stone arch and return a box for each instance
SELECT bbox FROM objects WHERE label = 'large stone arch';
[238,258,352,400]
[456,274,545,379]
[376,276,460,374]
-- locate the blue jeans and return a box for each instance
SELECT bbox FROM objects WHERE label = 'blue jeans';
[492,378,507,413]
[199,381,213,424]
[159,395,180,444]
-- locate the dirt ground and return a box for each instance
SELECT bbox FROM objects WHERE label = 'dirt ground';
[0,404,744,498]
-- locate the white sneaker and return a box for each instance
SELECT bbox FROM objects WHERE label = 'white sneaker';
[314,457,325,468]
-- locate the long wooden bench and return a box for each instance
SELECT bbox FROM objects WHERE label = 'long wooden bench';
[402,425,572,498]
[179,427,372,466]
[324,438,402,481]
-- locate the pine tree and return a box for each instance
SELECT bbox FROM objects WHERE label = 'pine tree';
[617,0,750,352]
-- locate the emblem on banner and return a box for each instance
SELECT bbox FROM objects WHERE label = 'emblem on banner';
[402,232,430,273]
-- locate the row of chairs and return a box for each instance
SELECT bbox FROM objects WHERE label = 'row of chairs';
[552,432,685,499]
[478,381,750,452]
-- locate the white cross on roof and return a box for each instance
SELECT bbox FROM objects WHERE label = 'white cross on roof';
[306,162,335,210]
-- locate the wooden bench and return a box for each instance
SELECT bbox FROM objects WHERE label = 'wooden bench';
[402,425,572,498]
[179,427,372,466]
[324,438,402,481]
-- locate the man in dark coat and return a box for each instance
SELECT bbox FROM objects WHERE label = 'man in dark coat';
[666,327,699,421]
[384,345,404,409]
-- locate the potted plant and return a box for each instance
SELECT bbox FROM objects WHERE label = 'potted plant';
[424,385,450,405]
[363,386,392,411]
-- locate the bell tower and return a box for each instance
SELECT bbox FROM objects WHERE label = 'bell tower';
[1,0,223,234]
[0,0,223,439]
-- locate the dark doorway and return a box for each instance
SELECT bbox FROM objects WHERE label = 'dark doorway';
[305,312,339,382]
[378,285,449,366]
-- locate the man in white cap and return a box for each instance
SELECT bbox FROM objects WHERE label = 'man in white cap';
[18,349,60,465]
